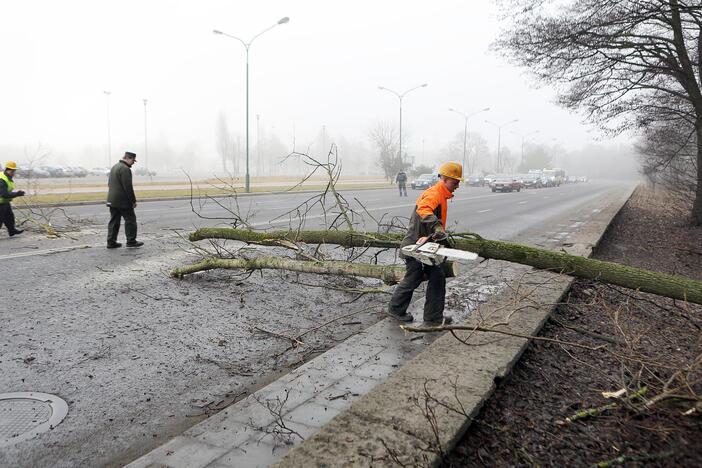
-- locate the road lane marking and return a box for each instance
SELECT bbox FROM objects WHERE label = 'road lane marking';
[518,201,528,205]
[477,209,491,213]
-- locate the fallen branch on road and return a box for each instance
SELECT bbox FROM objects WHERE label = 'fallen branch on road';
[187,228,702,305]
[170,256,457,285]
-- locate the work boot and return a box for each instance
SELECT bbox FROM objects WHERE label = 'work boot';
[424,316,453,326]
[386,310,414,322]
[9,229,23,236]
[107,242,122,249]
[126,241,144,248]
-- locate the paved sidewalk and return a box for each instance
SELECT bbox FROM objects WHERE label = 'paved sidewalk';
[125,259,520,468]
[126,186,635,468]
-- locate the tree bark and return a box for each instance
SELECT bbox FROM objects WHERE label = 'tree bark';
[171,255,458,285]
[693,120,702,226]
[188,228,702,305]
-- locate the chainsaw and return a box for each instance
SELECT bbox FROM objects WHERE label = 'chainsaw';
[401,237,479,266]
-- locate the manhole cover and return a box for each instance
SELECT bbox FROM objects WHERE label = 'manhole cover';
[0,392,68,447]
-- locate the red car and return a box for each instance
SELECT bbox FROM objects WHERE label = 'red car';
[491,176,522,192]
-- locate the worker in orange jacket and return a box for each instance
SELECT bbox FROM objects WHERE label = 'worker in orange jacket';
[388,161,462,325]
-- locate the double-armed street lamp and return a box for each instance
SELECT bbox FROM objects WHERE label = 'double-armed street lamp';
[511,129,540,167]
[378,83,428,167]
[485,119,519,173]
[214,16,290,192]
[448,107,490,175]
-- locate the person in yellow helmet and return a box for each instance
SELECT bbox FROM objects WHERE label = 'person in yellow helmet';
[0,161,26,236]
[387,161,462,325]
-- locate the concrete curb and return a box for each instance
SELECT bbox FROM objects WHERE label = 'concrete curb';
[273,185,636,467]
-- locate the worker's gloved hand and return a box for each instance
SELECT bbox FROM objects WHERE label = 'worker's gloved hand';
[16,190,25,196]
[432,229,448,243]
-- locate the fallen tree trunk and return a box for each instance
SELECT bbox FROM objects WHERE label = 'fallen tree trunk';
[188,228,702,305]
[171,256,458,285]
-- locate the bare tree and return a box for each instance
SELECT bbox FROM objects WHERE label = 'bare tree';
[637,118,698,203]
[368,121,401,180]
[496,0,702,224]
[215,110,237,174]
[441,131,489,176]
[519,143,553,172]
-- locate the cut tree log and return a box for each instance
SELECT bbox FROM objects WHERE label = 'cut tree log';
[186,228,702,305]
[171,256,458,285]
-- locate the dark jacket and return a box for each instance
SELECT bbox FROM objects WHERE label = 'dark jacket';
[396,172,407,184]
[399,181,453,258]
[107,160,136,209]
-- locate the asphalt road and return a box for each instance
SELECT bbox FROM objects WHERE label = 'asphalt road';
[50,180,623,239]
[0,180,631,467]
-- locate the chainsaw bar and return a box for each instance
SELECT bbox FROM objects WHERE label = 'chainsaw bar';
[401,242,479,266]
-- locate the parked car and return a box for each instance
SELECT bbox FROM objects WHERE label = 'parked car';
[39,165,64,178]
[519,173,543,189]
[491,176,522,192]
[89,167,111,176]
[466,175,485,187]
[16,166,51,178]
[411,173,439,190]
[133,167,157,177]
[63,166,88,178]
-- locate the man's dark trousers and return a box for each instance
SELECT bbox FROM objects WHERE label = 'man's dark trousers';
[0,204,17,234]
[107,206,137,244]
[388,257,446,321]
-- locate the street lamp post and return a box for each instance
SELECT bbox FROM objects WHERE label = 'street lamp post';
[143,99,149,176]
[510,129,540,167]
[378,83,428,167]
[214,17,290,193]
[485,119,519,173]
[448,107,490,174]
[103,90,111,166]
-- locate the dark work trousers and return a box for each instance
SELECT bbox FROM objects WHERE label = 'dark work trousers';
[398,182,407,197]
[0,203,17,234]
[388,257,446,321]
[107,206,137,244]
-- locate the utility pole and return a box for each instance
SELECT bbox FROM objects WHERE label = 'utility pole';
[143,99,149,175]
[104,90,111,166]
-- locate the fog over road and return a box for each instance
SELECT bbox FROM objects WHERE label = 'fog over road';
[0,181,632,467]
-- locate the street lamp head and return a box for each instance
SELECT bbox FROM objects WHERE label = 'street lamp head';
[421,83,428,87]
[482,107,490,111]
[213,29,223,35]
[448,107,455,112]
[378,86,385,90]
[278,17,290,24]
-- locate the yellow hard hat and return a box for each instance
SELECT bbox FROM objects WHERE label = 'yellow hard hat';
[438,161,462,181]
[5,161,17,170]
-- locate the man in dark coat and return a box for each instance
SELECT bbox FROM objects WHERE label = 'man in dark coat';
[106,151,143,248]
[395,171,408,197]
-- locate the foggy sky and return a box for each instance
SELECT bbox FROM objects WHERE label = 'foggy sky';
[0,0,630,170]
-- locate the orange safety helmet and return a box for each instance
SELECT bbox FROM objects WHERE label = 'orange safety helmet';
[438,161,463,181]
[5,161,17,170]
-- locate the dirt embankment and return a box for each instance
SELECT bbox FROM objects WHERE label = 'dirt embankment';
[447,186,702,467]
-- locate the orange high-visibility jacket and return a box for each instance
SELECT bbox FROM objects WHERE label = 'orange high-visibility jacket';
[400,181,454,253]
